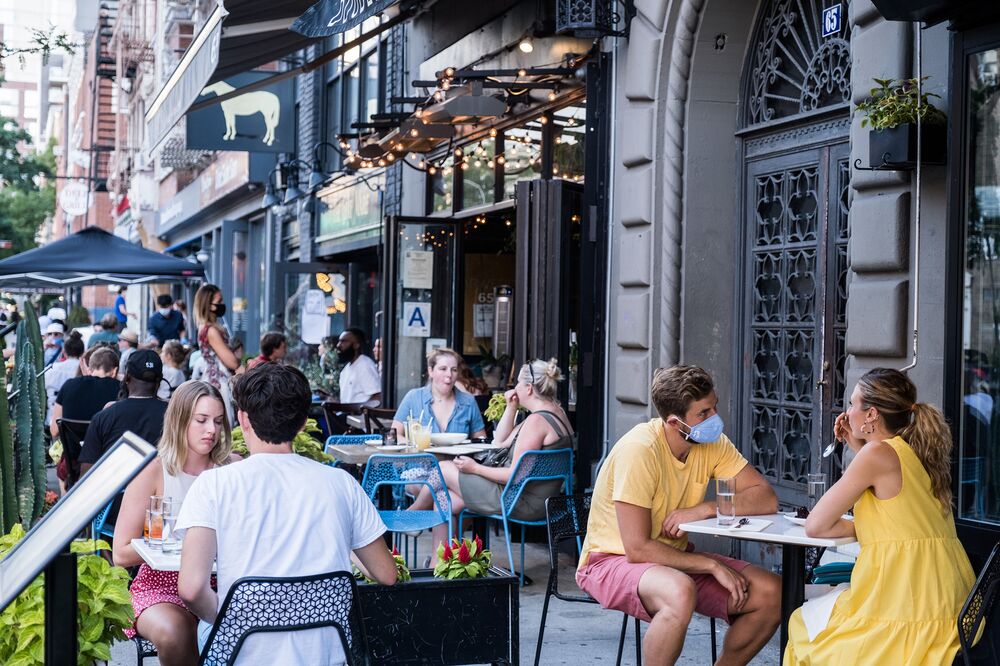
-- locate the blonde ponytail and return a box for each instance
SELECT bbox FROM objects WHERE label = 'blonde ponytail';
[899,402,953,511]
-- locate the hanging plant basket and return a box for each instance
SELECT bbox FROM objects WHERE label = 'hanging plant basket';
[868,122,946,170]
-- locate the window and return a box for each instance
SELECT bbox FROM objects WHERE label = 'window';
[959,42,1000,523]
[323,24,389,172]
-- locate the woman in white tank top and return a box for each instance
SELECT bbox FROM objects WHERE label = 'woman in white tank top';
[113,380,238,665]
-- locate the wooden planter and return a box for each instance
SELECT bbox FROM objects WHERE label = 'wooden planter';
[357,567,519,665]
[868,122,946,169]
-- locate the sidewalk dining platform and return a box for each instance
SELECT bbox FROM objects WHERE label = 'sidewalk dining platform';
[109,529,782,665]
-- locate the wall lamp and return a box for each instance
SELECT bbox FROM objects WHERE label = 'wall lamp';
[261,159,315,211]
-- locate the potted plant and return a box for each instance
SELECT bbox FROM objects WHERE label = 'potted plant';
[356,535,518,664]
[231,418,333,464]
[477,345,511,389]
[856,77,947,168]
[0,524,134,665]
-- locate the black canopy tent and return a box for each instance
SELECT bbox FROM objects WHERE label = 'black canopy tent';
[0,227,205,288]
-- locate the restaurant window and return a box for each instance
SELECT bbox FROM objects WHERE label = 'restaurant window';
[461,137,496,209]
[323,23,387,173]
[552,104,586,182]
[502,120,544,199]
[959,42,1000,523]
[432,156,455,213]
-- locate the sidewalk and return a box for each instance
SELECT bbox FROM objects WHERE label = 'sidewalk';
[109,530,782,665]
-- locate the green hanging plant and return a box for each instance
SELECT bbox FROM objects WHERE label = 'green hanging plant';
[855,77,946,131]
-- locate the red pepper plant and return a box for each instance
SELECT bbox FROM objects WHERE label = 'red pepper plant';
[433,535,492,579]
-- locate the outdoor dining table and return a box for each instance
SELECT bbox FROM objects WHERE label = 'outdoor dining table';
[130,538,217,572]
[326,442,508,466]
[678,513,857,653]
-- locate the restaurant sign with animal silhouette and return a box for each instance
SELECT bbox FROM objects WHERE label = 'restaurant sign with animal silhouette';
[186,71,293,153]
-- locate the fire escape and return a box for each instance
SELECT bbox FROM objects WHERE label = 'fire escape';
[108,0,154,201]
[91,3,118,195]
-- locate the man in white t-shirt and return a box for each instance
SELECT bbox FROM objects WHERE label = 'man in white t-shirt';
[177,363,397,664]
[336,327,382,406]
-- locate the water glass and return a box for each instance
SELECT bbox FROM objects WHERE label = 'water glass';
[161,514,181,553]
[716,477,736,526]
[807,472,828,510]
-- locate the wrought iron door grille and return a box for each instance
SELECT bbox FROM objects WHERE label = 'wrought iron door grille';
[750,164,820,484]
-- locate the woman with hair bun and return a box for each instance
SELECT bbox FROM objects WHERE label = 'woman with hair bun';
[409,358,574,557]
[784,368,975,665]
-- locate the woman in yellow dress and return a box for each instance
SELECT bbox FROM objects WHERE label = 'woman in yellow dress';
[784,368,975,665]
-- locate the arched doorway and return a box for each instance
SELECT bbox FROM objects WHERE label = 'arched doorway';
[737,0,852,505]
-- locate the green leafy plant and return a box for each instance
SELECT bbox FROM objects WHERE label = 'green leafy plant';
[856,77,946,130]
[433,535,492,579]
[477,344,511,371]
[353,546,411,583]
[230,418,333,464]
[0,524,134,665]
[64,305,90,329]
[483,393,507,422]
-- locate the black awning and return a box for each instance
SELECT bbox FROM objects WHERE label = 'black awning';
[144,0,410,154]
[0,227,205,287]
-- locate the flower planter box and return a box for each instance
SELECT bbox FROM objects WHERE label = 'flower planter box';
[868,122,945,169]
[357,567,519,665]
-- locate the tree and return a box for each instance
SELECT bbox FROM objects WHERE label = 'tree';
[0,26,75,75]
[0,118,55,259]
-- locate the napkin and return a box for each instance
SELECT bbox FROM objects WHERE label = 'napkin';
[727,518,772,532]
[801,583,850,640]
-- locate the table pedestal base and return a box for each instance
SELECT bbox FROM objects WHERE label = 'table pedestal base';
[780,544,806,654]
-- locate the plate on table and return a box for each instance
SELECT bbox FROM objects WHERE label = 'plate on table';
[364,439,383,446]
[430,433,468,446]
[376,445,409,451]
[783,513,808,526]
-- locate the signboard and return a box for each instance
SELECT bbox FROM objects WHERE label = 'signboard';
[402,250,434,290]
[292,0,399,38]
[300,289,329,344]
[58,180,91,217]
[157,152,252,235]
[402,301,431,337]
[186,71,294,153]
[316,173,384,243]
[822,4,842,37]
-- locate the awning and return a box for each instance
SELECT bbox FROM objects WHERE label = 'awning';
[0,227,205,288]
[145,0,406,155]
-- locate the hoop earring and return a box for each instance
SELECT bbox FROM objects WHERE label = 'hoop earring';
[861,421,874,435]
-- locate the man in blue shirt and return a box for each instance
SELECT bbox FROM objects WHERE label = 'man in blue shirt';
[147,294,185,345]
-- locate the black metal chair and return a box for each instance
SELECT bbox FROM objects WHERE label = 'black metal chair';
[362,406,396,434]
[198,571,369,665]
[56,417,89,490]
[133,636,157,665]
[534,494,631,665]
[958,542,1000,665]
[322,401,366,436]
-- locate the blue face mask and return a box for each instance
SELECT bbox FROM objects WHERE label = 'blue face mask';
[678,414,724,444]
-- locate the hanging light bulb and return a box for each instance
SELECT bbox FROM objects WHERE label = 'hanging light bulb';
[444,66,456,78]
[414,108,424,119]
[418,160,426,169]
[386,153,396,162]
[461,162,469,170]
[517,69,527,77]
[496,155,506,165]
[548,90,557,102]
[489,127,498,138]
[539,116,549,125]
[454,147,464,158]
[518,37,533,53]
[428,166,437,175]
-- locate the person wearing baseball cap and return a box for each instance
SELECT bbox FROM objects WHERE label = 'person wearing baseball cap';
[79,348,169,477]
[118,328,140,376]
[43,322,65,366]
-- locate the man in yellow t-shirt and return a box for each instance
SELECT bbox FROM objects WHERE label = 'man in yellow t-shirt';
[577,365,781,665]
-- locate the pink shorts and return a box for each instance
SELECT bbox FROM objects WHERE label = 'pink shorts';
[576,550,751,624]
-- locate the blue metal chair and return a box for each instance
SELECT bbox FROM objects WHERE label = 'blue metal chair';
[459,448,573,586]
[92,494,119,540]
[360,453,452,567]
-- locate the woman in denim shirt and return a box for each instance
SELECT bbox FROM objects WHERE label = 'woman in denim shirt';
[392,348,487,440]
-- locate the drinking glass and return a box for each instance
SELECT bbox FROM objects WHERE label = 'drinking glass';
[161,514,181,553]
[145,509,164,548]
[716,477,736,526]
[411,422,431,451]
[807,472,828,510]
